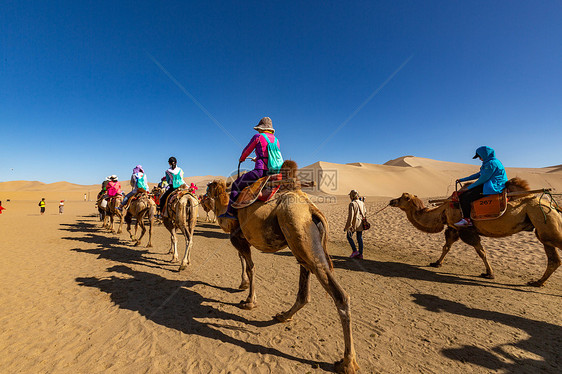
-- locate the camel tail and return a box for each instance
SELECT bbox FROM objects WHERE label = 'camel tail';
[311,211,333,271]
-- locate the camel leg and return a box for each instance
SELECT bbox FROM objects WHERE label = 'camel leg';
[135,216,147,247]
[238,253,249,289]
[430,227,460,267]
[283,218,358,373]
[528,232,562,286]
[163,219,178,260]
[125,214,136,243]
[146,218,153,248]
[116,213,123,234]
[230,232,256,309]
[178,224,193,271]
[459,230,494,279]
[274,265,310,322]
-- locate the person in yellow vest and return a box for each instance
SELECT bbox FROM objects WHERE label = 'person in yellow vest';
[39,198,46,215]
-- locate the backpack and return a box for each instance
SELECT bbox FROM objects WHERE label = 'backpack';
[261,134,283,174]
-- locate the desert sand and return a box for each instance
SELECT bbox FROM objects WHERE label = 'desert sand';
[0,156,561,373]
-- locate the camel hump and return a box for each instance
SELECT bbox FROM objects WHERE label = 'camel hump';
[505,177,531,199]
[280,160,298,180]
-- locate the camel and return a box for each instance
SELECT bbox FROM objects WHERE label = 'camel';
[199,194,216,223]
[123,191,156,247]
[101,195,124,234]
[389,178,562,286]
[206,161,358,374]
[161,186,199,271]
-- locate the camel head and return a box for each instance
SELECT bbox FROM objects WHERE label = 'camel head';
[389,193,425,211]
[207,180,227,200]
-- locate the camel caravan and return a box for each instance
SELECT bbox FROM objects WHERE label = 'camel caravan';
[92,119,561,374]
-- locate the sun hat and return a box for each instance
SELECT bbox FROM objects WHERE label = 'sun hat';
[253,117,275,133]
[109,175,118,181]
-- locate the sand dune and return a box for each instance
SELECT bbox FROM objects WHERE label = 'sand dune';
[302,156,562,197]
[1,156,561,202]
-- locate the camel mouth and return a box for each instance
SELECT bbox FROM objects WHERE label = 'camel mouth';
[389,199,398,207]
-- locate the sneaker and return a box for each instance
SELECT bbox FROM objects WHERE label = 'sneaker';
[454,218,472,227]
[357,254,363,260]
[350,251,360,258]
[218,212,237,220]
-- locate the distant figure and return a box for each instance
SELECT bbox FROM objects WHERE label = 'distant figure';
[344,190,366,259]
[455,146,508,227]
[0,201,5,214]
[188,183,198,193]
[59,200,65,214]
[84,193,87,201]
[39,198,46,215]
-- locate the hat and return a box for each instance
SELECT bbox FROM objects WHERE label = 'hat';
[472,153,479,159]
[349,190,359,198]
[253,117,275,134]
[109,175,118,181]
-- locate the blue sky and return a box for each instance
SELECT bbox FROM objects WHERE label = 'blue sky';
[1,1,561,185]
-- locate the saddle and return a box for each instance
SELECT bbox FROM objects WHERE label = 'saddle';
[232,174,283,209]
[470,190,508,221]
[163,186,197,218]
[123,189,148,210]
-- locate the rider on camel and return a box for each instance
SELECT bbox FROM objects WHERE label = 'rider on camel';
[219,117,282,220]
[455,146,508,227]
[120,165,149,209]
[106,175,122,198]
[159,157,186,216]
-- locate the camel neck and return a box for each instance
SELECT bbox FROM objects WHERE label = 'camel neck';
[405,203,447,233]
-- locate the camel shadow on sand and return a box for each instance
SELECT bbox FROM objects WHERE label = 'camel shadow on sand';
[60,220,171,271]
[326,254,561,297]
[76,265,333,372]
[412,293,562,373]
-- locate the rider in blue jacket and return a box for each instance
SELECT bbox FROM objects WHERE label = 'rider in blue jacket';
[455,146,508,227]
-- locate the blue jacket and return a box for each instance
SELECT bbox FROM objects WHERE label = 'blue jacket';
[459,146,508,195]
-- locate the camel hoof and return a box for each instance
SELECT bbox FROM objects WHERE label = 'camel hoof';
[274,312,292,323]
[178,264,187,271]
[133,241,140,247]
[334,357,359,374]
[479,273,494,279]
[238,281,250,290]
[527,280,544,287]
[429,262,441,268]
[146,244,153,248]
[239,300,257,310]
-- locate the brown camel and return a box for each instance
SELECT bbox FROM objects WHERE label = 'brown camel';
[102,195,124,234]
[206,161,358,374]
[200,194,216,223]
[161,187,199,271]
[389,178,562,286]
[123,192,156,247]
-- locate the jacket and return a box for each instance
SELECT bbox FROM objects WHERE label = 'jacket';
[344,199,366,232]
[459,146,508,195]
[107,181,122,197]
[240,133,279,171]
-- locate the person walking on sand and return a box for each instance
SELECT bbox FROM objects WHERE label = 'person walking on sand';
[59,200,64,214]
[39,198,46,215]
[344,190,366,259]
[0,201,5,214]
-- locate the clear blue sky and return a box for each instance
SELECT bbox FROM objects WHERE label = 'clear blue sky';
[1,1,561,185]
